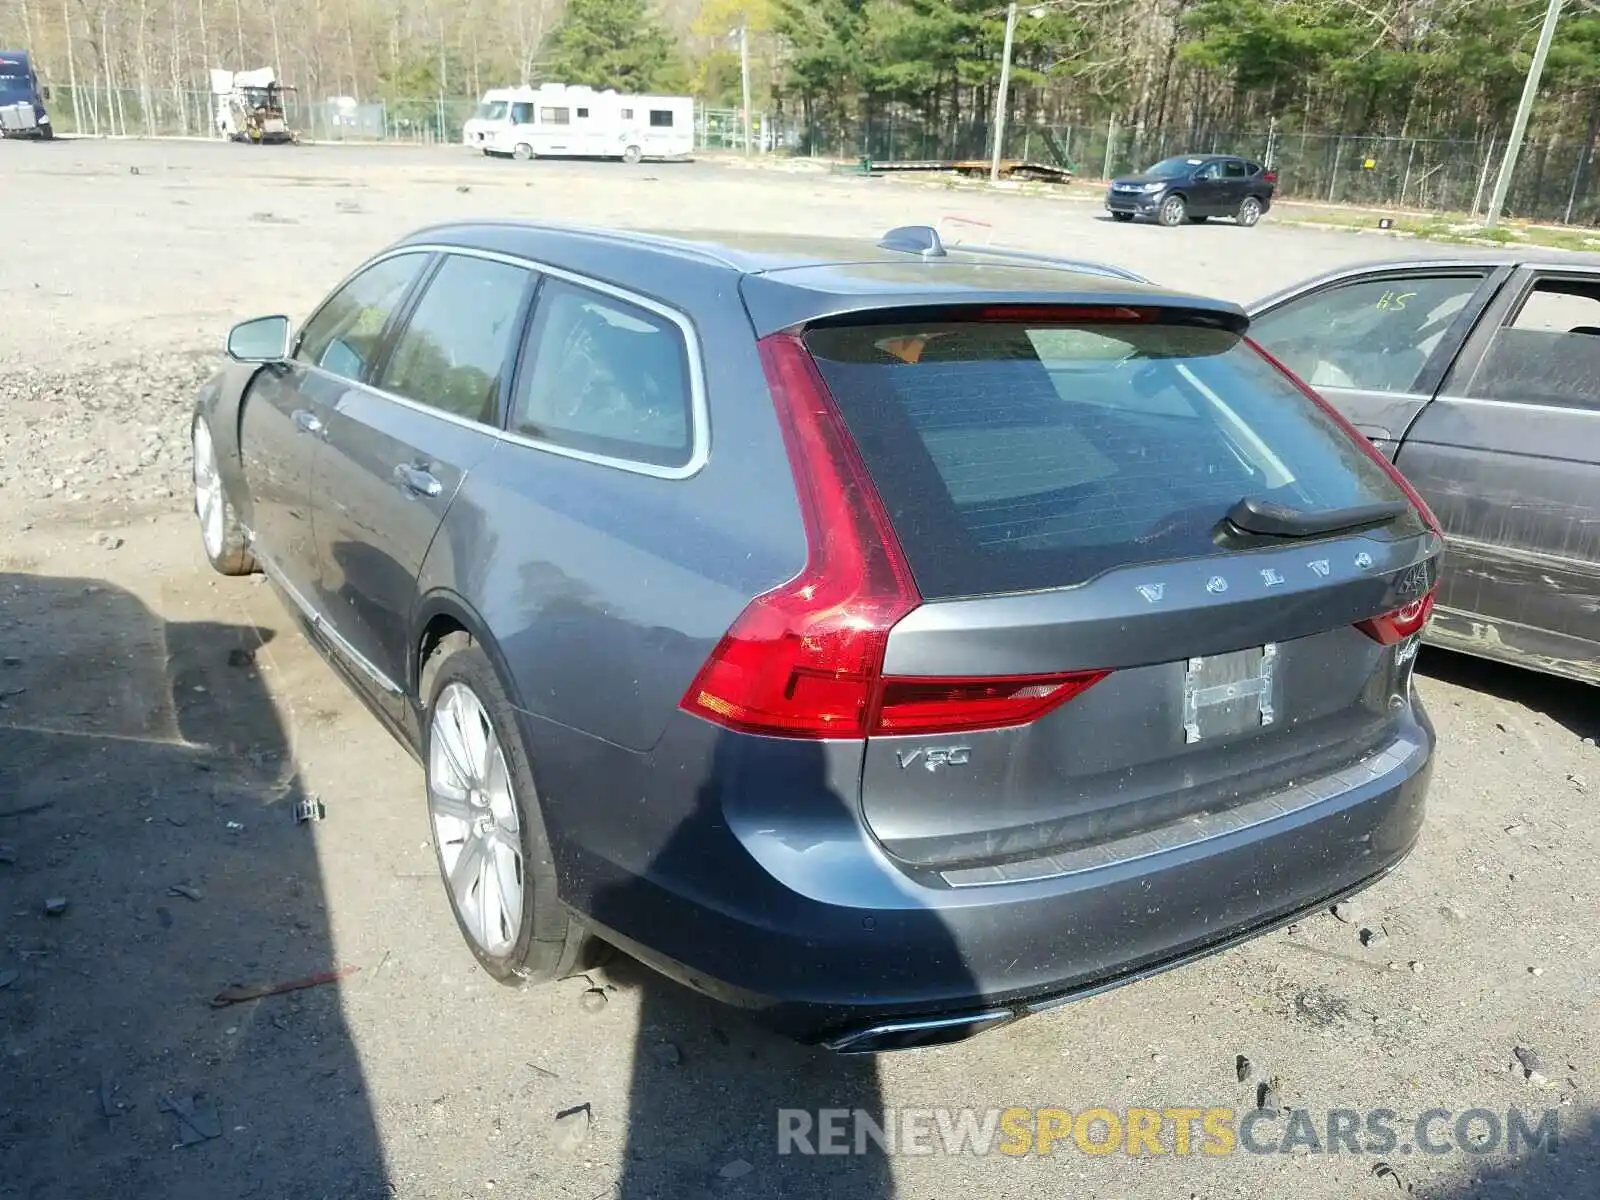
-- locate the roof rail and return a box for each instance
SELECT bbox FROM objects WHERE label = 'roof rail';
[956,242,1149,283]
[878,225,947,259]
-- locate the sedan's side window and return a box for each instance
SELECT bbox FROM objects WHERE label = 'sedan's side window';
[377,254,534,425]
[510,278,694,469]
[1466,276,1600,411]
[1248,273,1486,393]
[297,253,427,381]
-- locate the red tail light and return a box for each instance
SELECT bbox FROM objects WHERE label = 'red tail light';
[1246,337,1441,536]
[1357,590,1436,645]
[874,671,1110,736]
[1263,171,1278,184]
[678,332,1109,739]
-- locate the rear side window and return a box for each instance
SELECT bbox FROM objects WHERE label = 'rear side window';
[378,254,533,424]
[511,278,693,467]
[1224,160,1247,179]
[297,253,427,381]
[805,317,1416,599]
[1468,277,1600,411]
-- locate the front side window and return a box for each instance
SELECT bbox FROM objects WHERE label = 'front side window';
[511,279,692,467]
[1249,273,1486,393]
[377,255,533,424]
[649,109,674,128]
[297,253,428,381]
[510,102,533,124]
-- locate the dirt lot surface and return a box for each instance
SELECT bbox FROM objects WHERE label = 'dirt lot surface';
[0,140,1596,1200]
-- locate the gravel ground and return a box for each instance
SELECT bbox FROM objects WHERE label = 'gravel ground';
[0,139,1595,1200]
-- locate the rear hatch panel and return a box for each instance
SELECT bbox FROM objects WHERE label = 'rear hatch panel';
[800,307,1440,873]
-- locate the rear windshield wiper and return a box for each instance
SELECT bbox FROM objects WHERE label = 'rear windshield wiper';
[1225,495,1409,539]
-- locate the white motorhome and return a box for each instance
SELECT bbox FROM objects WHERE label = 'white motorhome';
[471,83,693,163]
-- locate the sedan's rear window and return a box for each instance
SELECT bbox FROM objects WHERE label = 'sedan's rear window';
[804,317,1417,599]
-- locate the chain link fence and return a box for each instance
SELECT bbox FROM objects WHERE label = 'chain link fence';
[791,108,1600,225]
[40,85,1600,224]
[45,87,794,156]
[46,86,481,144]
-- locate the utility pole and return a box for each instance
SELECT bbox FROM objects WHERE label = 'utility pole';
[989,2,1018,183]
[738,21,752,157]
[1485,0,1566,228]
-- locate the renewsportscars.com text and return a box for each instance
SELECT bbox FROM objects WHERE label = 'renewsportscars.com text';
[777,1106,1563,1158]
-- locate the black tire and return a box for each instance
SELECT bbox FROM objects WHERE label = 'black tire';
[37,124,54,141]
[1111,211,1134,222]
[192,418,257,577]
[420,632,580,985]
[622,144,643,165]
[512,142,533,161]
[1157,194,1188,227]
[1237,195,1264,227]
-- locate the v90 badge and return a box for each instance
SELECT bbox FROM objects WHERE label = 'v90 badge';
[896,746,972,772]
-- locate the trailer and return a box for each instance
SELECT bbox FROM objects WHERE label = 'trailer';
[849,157,1073,184]
[470,83,693,164]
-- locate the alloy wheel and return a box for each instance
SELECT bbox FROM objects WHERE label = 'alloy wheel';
[428,682,525,958]
[192,421,225,562]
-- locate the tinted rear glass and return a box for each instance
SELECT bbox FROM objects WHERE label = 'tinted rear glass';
[805,318,1417,599]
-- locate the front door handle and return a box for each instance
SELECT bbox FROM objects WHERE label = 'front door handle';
[293,409,324,436]
[394,463,443,498]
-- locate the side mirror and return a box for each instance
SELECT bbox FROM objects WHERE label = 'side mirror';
[227,314,293,363]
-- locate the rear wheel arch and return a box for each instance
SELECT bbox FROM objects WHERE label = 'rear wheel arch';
[413,591,528,712]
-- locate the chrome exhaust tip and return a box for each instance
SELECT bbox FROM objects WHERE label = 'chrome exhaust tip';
[821,1009,1017,1054]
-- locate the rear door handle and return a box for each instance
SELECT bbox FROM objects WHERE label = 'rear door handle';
[293,409,324,436]
[394,463,443,498]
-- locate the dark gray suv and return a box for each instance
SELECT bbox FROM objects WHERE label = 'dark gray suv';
[191,221,1441,1052]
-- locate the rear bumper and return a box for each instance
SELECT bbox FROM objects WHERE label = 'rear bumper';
[549,704,1434,1047]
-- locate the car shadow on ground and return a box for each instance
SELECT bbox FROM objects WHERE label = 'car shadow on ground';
[1419,647,1599,742]
[1423,1106,1598,1198]
[0,572,389,1198]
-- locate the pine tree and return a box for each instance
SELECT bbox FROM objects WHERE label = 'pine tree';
[542,0,686,92]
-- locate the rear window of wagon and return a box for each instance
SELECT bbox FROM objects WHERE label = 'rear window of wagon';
[803,315,1417,600]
